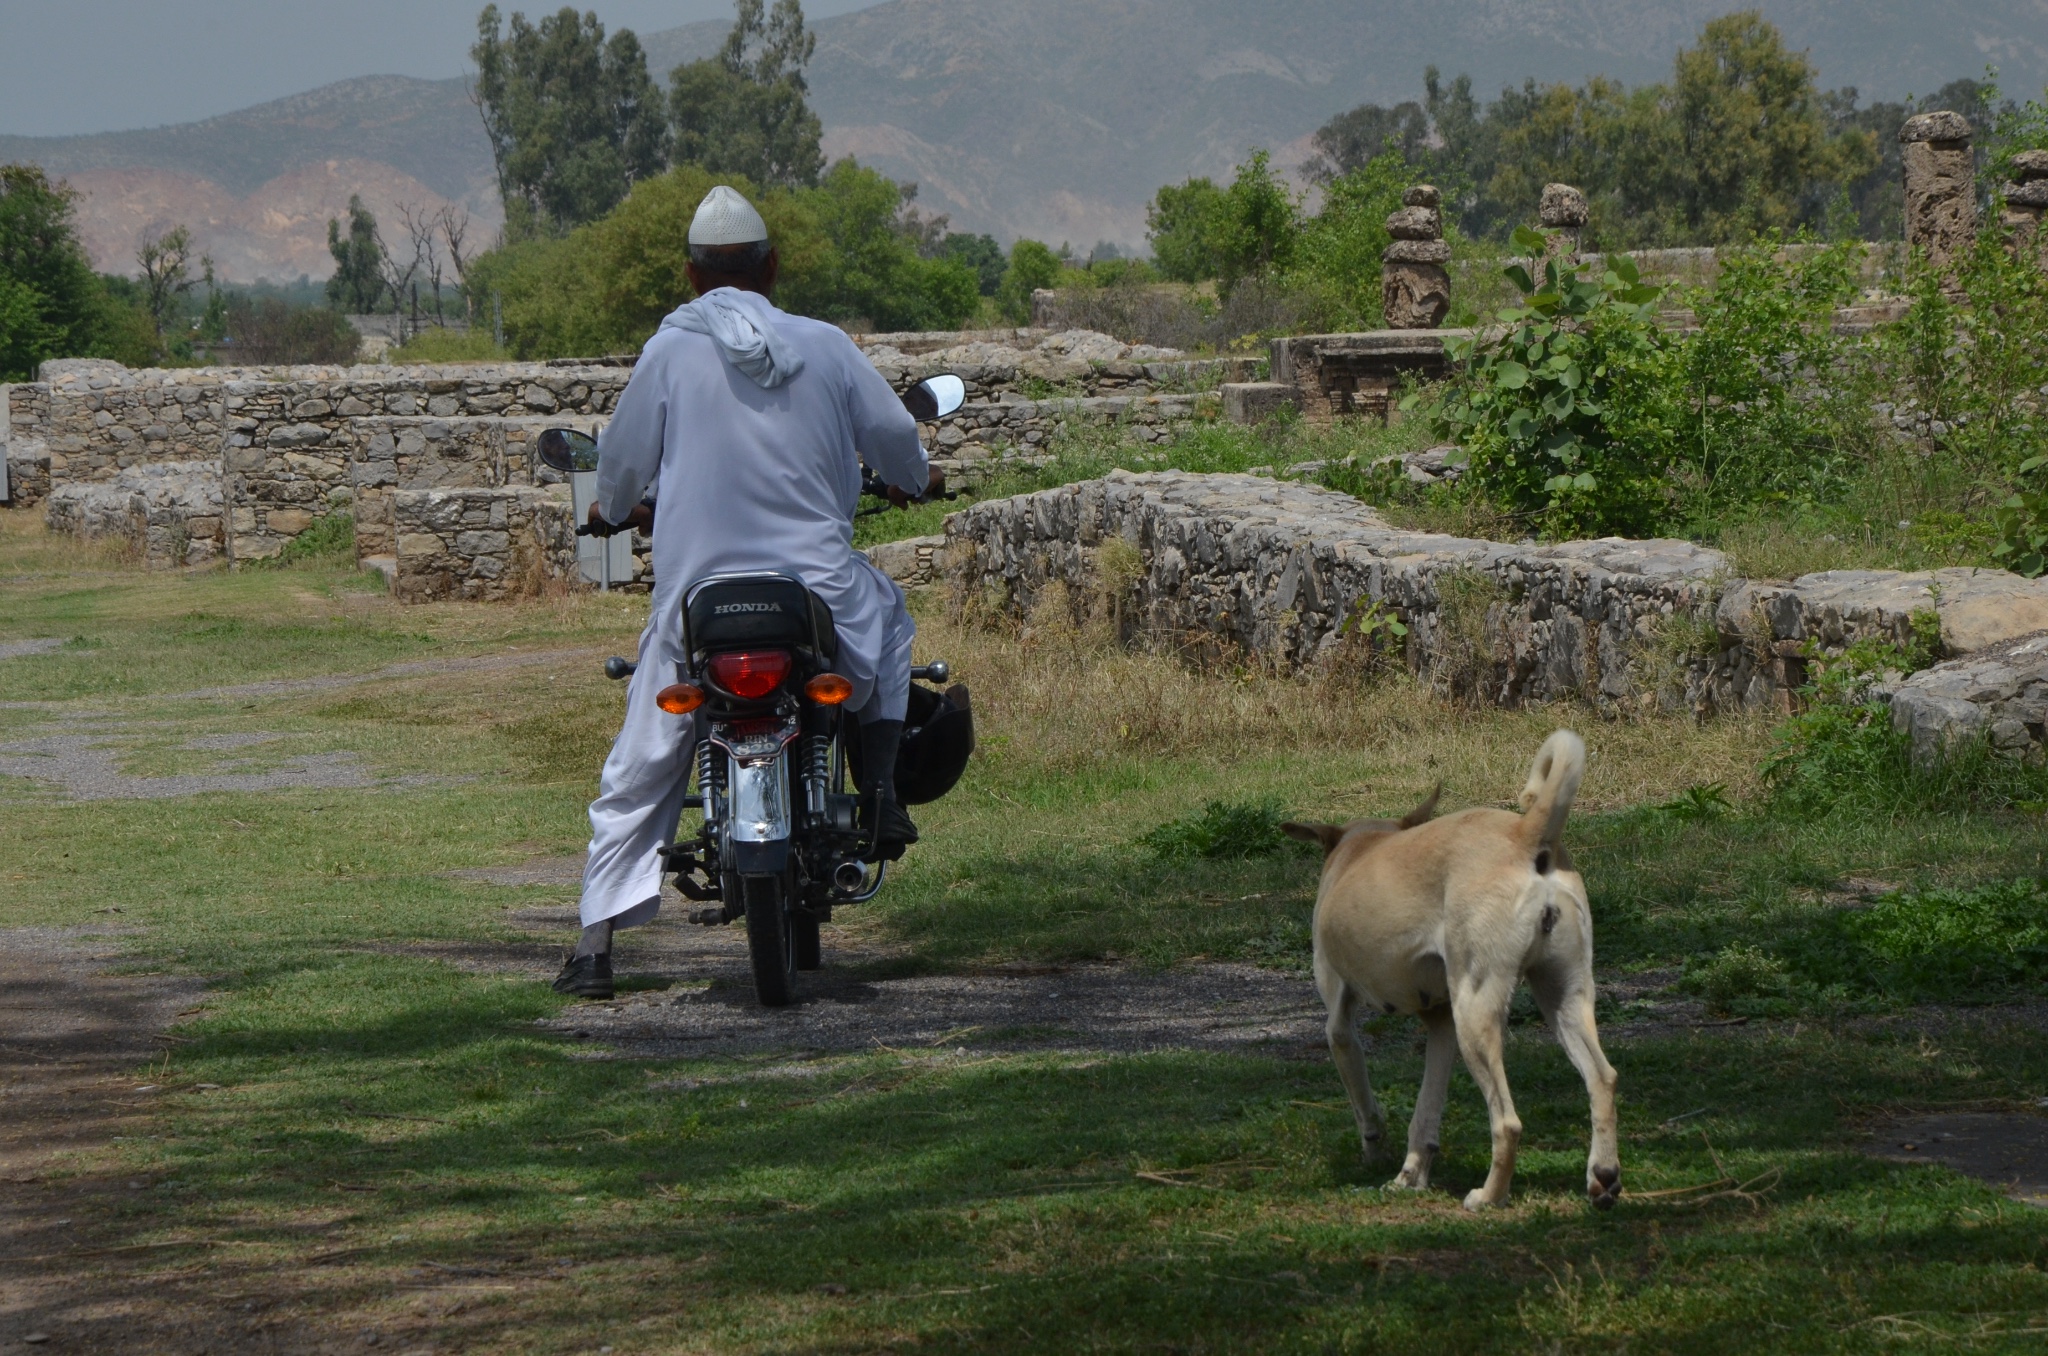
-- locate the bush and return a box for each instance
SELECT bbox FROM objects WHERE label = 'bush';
[1782,878,2048,1004]
[1141,797,1296,858]
[1676,235,1868,515]
[467,159,978,359]
[1428,236,1680,536]
[997,240,1061,324]
[266,513,356,569]
[385,326,511,364]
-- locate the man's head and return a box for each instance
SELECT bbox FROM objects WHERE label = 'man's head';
[687,184,779,298]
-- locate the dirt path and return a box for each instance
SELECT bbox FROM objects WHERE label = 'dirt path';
[0,928,253,1353]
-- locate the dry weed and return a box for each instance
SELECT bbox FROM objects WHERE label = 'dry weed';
[912,596,1772,812]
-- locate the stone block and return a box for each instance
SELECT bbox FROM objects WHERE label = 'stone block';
[266,508,315,535]
[1385,206,1441,240]
[1892,632,2048,768]
[1539,183,1590,228]
[1222,383,1299,425]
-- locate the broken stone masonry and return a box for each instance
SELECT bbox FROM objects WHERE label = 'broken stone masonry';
[1382,185,1452,330]
[943,471,2048,765]
[1900,111,1977,283]
[2001,149,2048,268]
[1538,182,1590,277]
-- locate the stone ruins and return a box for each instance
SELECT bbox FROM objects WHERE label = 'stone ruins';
[1381,185,1451,329]
[1900,110,1977,281]
[943,471,2048,764]
[6,112,2045,761]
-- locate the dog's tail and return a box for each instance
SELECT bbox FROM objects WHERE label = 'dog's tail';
[1515,730,1585,856]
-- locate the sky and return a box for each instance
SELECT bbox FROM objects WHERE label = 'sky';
[0,0,883,137]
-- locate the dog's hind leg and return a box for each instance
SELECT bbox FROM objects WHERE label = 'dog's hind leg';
[1390,1006,1454,1190]
[1315,953,1385,1161]
[1449,975,1521,1210]
[1530,962,1621,1210]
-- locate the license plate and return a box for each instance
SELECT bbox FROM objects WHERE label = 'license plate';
[715,716,797,762]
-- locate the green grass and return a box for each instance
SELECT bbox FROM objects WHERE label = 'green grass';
[7,511,2048,1351]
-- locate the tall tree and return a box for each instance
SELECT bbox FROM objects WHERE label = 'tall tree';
[472,5,671,238]
[0,164,106,379]
[670,0,825,189]
[135,223,198,343]
[1668,11,1872,240]
[326,196,387,313]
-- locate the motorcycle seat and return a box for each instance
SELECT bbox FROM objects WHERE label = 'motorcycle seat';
[684,572,839,663]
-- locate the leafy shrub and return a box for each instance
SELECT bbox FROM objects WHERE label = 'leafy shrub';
[1788,878,2048,1002]
[1676,235,1867,514]
[1679,942,1791,1012]
[385,327,510,364]
[268,513,356,569]
[1141,797,1296,859]
[1428,235,1680,536]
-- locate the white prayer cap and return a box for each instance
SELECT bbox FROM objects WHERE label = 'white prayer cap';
[689,185,770,246]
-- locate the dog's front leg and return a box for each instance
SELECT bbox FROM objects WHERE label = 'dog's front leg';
[1450,978,1521,1210]
[1391,1007,1455,1190]
[1316,961,1385,1159]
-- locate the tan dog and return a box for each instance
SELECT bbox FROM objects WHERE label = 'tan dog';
[1282,731,1619,1211]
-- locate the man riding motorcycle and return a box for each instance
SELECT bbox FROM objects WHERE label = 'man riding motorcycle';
[553,185,942,1000]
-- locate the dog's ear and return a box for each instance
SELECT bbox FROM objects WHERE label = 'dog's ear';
[1397,782,1443,829]
[1280,821,1345,854]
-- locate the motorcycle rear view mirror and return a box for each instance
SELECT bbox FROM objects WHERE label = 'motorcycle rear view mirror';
[900,374,966,422]
[537,427,599,474]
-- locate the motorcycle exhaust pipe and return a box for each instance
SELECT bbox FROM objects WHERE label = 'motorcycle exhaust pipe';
[832,860,867,893]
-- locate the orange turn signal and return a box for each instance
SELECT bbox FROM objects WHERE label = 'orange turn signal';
[804,672,854,705]
[655,682,705,715]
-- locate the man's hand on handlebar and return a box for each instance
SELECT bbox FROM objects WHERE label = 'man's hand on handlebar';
[582,500,655,538]
[886,466,947,510]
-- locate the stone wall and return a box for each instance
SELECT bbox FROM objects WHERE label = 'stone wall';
[391,486,576,603]
[2,381,51,505]
[943,471,2048,728]
[44,462,227,567]
[1269,331,1467,422]
[39,361,231,487]
[221,368,623,560]
[927,394,1206,483]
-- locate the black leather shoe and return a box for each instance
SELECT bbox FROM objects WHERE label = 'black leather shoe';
[552,952,614,999]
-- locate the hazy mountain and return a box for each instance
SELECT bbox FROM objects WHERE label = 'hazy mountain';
[0,75,498,283]
[5,0,2044,280]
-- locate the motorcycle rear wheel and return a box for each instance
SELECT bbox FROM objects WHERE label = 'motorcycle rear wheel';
[740,873,796,1006]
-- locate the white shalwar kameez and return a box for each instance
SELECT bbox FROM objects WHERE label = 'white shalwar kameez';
[578,287,929,932]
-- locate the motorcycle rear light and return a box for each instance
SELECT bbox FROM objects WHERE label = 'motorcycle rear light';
[655,683,704,715]
[705,649,792,700]
[804,672,854,705]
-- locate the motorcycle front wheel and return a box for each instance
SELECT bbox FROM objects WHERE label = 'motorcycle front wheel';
[739,872,796,1006]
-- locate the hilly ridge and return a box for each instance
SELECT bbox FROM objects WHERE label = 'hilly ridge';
[5,0,2045,280]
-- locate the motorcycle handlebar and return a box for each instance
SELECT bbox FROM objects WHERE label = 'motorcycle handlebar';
[604,657,636,680]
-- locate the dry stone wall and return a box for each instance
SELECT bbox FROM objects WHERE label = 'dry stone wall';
[391,487,576,604]
[927,394,1204,484]
[221,366,624,560]
[2,380,51,505]
[943,471,2048,749]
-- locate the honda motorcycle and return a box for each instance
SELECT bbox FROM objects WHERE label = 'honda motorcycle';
[534,375,973,1006]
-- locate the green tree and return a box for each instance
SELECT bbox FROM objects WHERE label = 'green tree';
[1146,176,1228,282]
[472,4,671,238]
[940,232,1004,296]
[795,159,977,331]
[0,164,106,378]
[670,0,824,189]
[325,196,386,313]
[1668,11,1874,241]
[1283,153,1412,328]
[1216,151,1300,294]
[135,223,198,346]
[1306,100,1431,181]
[997,239,1060,322]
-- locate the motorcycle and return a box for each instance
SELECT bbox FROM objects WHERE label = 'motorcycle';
[533,375,974,1006]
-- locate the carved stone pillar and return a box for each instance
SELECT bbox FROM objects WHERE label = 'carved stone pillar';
[1999,148,2048,271]
[1537,183,1589,278]
[1900,111,1977,281]
[1381,185,1450,329]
